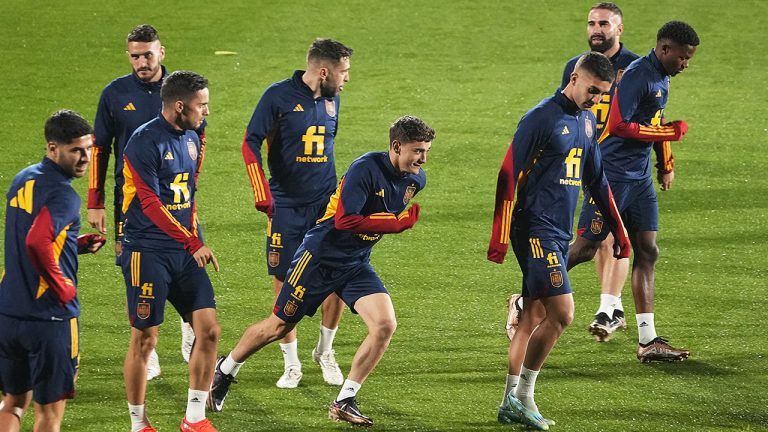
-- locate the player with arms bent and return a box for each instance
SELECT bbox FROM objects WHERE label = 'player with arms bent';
[210,116,434,426]
[0,110,105,432]
[488,53,630,430]
[568,21,700,362]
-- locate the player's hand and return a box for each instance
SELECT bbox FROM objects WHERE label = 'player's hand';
[669,120,689,140]
[87,208,107,234]
[612,228,631,259]
[77,233,107,254]
[657,169,675,191]
[256,202,273,219]
[115,240,123,257]
[400,203,421,230]
[193,245,220,272]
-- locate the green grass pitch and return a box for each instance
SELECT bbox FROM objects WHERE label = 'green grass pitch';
[1,0,767,430]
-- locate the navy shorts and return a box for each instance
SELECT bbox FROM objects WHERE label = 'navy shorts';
[121,249,216,329]
[266,203,327,280]
[577,177,658,241]
[0,314,79,404]
[272,248,388,323]
[511,230,572,299]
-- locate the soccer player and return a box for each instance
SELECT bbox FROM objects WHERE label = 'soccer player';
[88,24,202,378]
[568,21,699,362]
[209,116,434,426]
[241,38,352,388]
[0,110,105,432]
[120,71,219,432]
[488,53,630,430]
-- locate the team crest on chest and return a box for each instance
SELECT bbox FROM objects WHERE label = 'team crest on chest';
[325,100,336,117]
[137,302,151,320]
[403,185,417,204]
[187,138,198,160]
[585,118,594,139]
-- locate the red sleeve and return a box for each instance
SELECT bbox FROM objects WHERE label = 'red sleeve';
[333,177,419,234]
[125,158,204,254]
[26,206,76,304]
[242,134,273,209]
[88,134,108,209]
[487,144,515,264]
[653,140,675,172]
[607,88,685,142]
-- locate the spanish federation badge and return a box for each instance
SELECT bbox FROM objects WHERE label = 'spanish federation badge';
[585,118,594,139]
[325,100,336,117]
[187,138,198,160]
[550,270,564,288]
[403,185,416,204]
[137,302,151,320]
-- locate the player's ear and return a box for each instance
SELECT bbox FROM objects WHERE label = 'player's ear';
[159,45,166,61]
[175,100,184,114]
[392,140,401,155]
[570,72,578,87]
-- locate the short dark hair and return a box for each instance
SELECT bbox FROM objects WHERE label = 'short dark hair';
[575,52,615,82]
[44,110,93,144]
[657,21,700,46]
[127,24,160,43]
[307,38,353,64]
[590,2,623,19]
[389,116,435,145]
[161,71,208,105]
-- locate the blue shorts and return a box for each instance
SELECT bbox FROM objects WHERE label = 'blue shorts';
[266,204,327,280]
[273,248,388,323]
[120,249,216,329]
[0,314,80,404]
[511,230,571,299]
[577,177,658,241]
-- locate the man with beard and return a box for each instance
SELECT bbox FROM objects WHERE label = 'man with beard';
[237,38,352,389]
[121,71,220,432]
[88,24,203,380]
[0,110,105,432]
[567,21,699,362]
[489,53,630,430]
[505,3,675,343]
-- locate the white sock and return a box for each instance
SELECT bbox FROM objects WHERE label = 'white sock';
[280,340,301,369]
[615,297,624,313]
[185,389,208,423]
[316,325,338,354]
[597,294,619,316]
[514,367,540,411]
[336,379,362,401]
[220,353,245,377]
[636,313,657,344]
[128,403,149,432]
[503,374,520,404]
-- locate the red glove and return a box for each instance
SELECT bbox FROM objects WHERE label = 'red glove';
[77,233,107,255]
[256,202,273,219]
[613,229,631,259]
[669,120,689,141]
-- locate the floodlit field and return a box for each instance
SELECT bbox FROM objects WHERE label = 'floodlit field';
[1,0,766,430]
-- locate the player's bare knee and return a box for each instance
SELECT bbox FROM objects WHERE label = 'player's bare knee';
[200,321,221,345]
[372,318,397,341]
[635,242,659,264]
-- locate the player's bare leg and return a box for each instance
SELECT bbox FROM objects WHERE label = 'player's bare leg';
[180,308,220,429]
[315,293,345,385]
[0,392,31,432]
[208,315,296,412]
[566,235,600,269]
[630,230,689,362]
[124,326,158,430]
[523,294,574,372]
[507,298,546,376]
[32,400,66,432]
[329,293,395,426]
[272,277,303,388]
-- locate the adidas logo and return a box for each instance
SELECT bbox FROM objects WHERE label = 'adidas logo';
[639,321,648,327]
[293,104,304,112]
[375,189,384,197]
[164,152,174,160]
[123,102,137,111]
[9,179,35,214]
[561,126,570,135]
[655,90,662,98]
[190,397,201,402]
